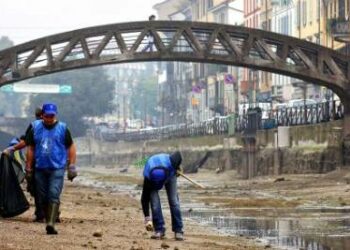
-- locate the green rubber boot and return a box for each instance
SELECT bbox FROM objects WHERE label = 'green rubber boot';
[46,203,59,235]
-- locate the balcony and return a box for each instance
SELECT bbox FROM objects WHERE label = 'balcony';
[329,19,350,43]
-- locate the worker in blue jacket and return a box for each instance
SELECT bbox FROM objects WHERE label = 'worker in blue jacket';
[26,102,77,235]
[141,151,184,241]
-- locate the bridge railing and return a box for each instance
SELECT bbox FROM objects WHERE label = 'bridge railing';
[96,100,343,142]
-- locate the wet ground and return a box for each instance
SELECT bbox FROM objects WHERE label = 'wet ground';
[0,173,266,250]
[77,166,350,250]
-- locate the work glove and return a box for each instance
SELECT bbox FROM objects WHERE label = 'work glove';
[26,168,35,196]
[2,146,15,155]
[176,166,183,177]
[144,216,153,231]
[67,165,78,182]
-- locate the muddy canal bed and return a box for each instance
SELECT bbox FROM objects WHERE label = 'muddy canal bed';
[78,167,350,250]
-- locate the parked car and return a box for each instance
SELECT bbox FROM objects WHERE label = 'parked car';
[288,99,317,107]
[274,103,288,110]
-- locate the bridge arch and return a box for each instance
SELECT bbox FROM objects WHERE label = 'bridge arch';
[0,20,350,130]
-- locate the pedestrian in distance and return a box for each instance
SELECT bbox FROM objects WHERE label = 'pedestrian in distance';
[142,15,156,52]
[141,151,184,241]
[148,14,156,21]
[335,105,343,120]
[26,102,77,235]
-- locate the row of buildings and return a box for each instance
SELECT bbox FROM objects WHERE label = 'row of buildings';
[152,0,350,125]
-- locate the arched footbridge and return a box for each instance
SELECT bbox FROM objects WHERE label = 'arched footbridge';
[0,20,349,133]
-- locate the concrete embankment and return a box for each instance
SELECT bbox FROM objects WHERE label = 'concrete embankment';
[76,120,346,177]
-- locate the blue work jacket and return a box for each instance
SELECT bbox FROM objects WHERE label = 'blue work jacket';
[33,121,67,169]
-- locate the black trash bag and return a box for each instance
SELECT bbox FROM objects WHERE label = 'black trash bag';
[0,153,29,218]
[11,157,25,184]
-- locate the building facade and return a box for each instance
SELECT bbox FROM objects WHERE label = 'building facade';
[241,0,261,105]
[153,0,349,126]
[189,0,244,122]
[271,0,295,102]
[154,0,244,125]
[154,0,192,125]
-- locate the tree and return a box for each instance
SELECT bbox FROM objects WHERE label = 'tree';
[28,67,115,136]
[0,36,23,117]
[0,36,13,50]
[130,72,158,126]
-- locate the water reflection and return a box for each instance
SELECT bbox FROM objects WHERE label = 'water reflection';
[183,210,350,250]
[77,171,350,250]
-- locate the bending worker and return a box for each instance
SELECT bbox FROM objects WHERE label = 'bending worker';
[141,151,184,241]
[26,102,77,235]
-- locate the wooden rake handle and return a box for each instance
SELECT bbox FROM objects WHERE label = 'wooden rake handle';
[177,171,205,189]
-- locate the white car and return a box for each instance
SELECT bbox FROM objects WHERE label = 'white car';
[274,103,288,110]
[288,99,317,107]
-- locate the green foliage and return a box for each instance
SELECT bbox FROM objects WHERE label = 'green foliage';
[133,157,149,169]
[129,72,158,125]
[28,67,115,136]
[0,36,13,50]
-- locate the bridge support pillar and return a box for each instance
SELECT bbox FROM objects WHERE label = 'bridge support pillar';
[273,149,281,175]
[242,137,256,179]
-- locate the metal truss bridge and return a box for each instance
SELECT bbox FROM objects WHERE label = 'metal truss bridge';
[0,20,349,132]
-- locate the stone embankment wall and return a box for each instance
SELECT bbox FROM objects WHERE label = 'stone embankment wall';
[75,120,345,177]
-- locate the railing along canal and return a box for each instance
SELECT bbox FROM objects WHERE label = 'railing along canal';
[96,101,343,142]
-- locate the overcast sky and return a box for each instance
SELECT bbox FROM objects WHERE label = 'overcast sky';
[0,0,163,45]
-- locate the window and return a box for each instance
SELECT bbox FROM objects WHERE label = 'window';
[279,15,289,35]
[314,34,320,44]
[296,0,300,27]
[200,64,205,78]
[309,0,313,24]
[201,0,206,17]
[262,21,267,30]
[334,1,337,18]
[338,0,345,19]
[207,0,213,9]
[220,12,226,23]
[302,1,307,26]
[330,2,333,18]
[193,3,199,19]
[215,12,226,23]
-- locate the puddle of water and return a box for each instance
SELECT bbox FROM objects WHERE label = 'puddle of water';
[182,210,350,250]
[76,172,350,250]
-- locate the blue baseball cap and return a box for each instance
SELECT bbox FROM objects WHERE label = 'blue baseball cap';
[150,168,166,190]
[42,103,58,115]
[9,137,20,146]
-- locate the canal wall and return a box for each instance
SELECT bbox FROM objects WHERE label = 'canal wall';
[75,120,345,177]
